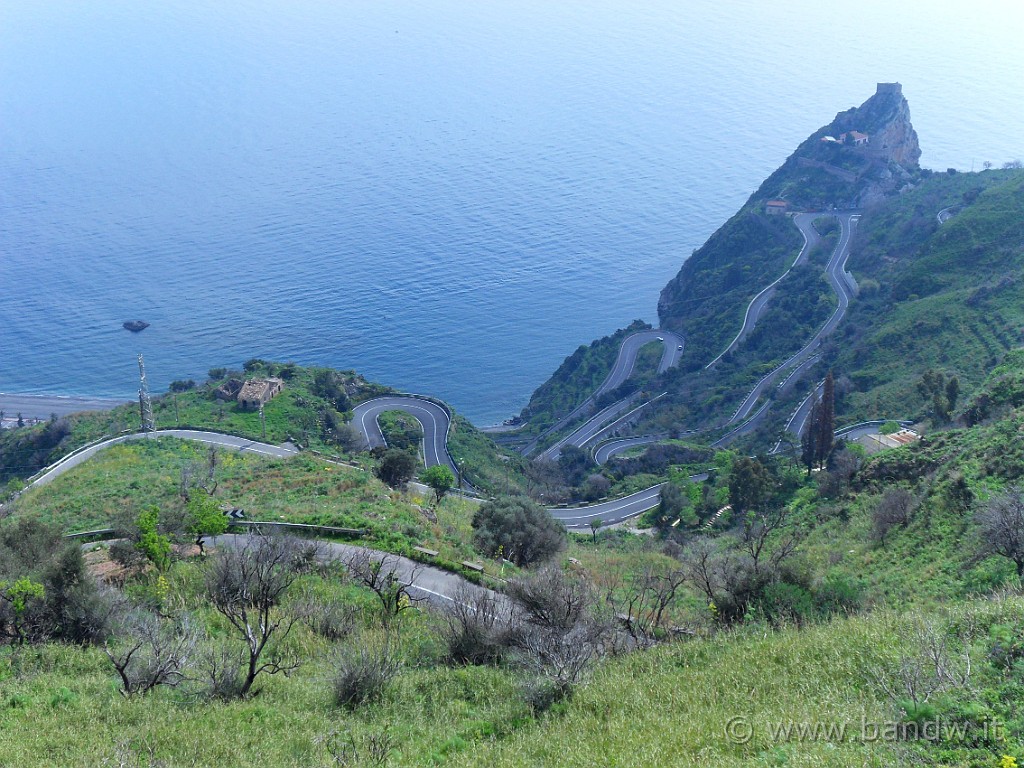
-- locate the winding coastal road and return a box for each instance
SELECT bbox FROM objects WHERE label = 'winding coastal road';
[353,396,457,476]
[704,212,821,369]
[341,212,864,522]
[724,212,859,427]
[19,426,667,529]
[517,329,683,458]
[14,212,869,532]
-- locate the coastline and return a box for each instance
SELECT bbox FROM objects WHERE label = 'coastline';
[0,393,127,425]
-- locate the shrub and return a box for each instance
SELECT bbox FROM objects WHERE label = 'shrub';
[331,638,400,710]
[43,545,116,644]
[871,487,917,546]
[134,507,172,572]
[294,593,356,641]
[472,497,566,567]
[756,582,817,626]
[439,584,511,666]
[0,517,62,578]
[104,611,199,697]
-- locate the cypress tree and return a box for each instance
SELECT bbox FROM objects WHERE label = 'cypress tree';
[801,395,821,476]
[817,371,835,467]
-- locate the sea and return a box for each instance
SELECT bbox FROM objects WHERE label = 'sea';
[2,0,1022,425]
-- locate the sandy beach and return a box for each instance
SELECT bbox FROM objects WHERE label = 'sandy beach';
[0,393,127,425]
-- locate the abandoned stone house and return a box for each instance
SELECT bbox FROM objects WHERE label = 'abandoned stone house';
[237,378,284,409]
[216,377,284,409]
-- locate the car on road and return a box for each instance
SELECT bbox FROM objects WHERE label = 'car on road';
[677,345,683,350]
[656,336,664,341]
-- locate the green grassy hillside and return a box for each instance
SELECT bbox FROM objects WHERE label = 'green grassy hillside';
[6,348,1024,766]
[832,169,1024,423]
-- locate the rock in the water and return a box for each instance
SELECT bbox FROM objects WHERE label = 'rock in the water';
[122,320,150,332]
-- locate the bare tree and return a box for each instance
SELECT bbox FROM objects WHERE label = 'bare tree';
[616,563,688,646]
[179,446,220,501]
[818,447,859,498]
[342,549,421,626]
[739,504,802,577]
[869,616,973,709]
[517,621,602,702]
[679,538,757,624]
[504,565,612,706]
[105,611,199,697]
[506,565,594,632]
[975,487,1024,579]
[872,487,917,546]
[204,533,302,697]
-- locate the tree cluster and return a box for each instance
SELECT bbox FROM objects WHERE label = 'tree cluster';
[918,369,959,422]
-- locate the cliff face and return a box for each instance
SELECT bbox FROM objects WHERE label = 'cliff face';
[829,82,921,168]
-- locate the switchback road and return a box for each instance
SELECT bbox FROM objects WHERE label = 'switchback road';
[518,329,683,458]
[726,212,859,426]
[17,214,861,530]
[353,396,457,477]
[704,212,821,369]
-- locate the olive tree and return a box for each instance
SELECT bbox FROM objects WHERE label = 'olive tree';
[374,449,418,489]
[471,497,566,567]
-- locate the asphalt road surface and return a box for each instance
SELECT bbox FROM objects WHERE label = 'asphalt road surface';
[594,329,684,398]
[26,429,297,491]
[209,534,503,610]
[352,396,457,476]
[593,435,664,465]
[536,394,640,462]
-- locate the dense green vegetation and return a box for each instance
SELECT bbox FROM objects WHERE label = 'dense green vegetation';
[3,438,501,578]
[0,361,532,498]
[658,210,803,366]
[7,90,1024,766]
[8,316,1024,767]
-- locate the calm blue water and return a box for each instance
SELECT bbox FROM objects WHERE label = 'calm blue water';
[2,0,1022,424]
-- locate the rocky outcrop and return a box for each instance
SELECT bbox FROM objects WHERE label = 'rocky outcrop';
[828,82,921,168]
